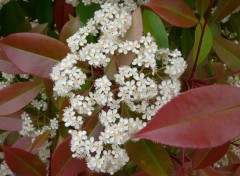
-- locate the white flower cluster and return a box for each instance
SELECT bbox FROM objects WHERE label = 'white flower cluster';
[0,72,30,89]
[0,161,12,176]
[30,91,48,111]
[66,0,150,9]
[227,75,240,88]
[20,112,59,138]
[0,0,9,10]
[0,133,12,176]
[19,112,59,164]
[51,1,187,174]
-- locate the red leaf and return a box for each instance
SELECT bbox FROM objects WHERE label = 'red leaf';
[0,33,70,79]
[0,49,24,74]
[0,145,46,176]
[60,16,81,44]
[233,165,240,176]
[0,111,22,131]
[145,0,198,28]
[212,0,240,22]
[191,142,230,170]
[54,0,75,32]
[195,166,225,176]
[51,137,87,176]
[217,164,240,176]
[135,85,240,148]
[0,81,43,115]
[13,136,32,151]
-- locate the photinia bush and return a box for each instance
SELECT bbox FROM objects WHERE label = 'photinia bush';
[0,0,240,175]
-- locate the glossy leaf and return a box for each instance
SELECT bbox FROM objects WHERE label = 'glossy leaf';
[0,1,31,37]
[0,81,43,115]
[0,33,70,79]
[30,23,49,35]
[30,131,51,153]
[36,0,53,24]
[124,7,143,41]
[193,18,213,65]
[60,16,81,44]
[194,166,225,176]
[213,37,240,71]
[118,7,143,67]
[212,0,240,22]
[135,85,240,148]
[217,164,240,176]
[191,142,230,170]
[233,165,240,176]
[230,12,240,41]
[181,29,194,57]
[51,137,87,176]
[0,111,22,131]
[143,8,168,48]
[0,50,24,74]
[126,140,172,176]
[54,0,75,32]
[75,1,100,25]
[145,0,198,28]
[196,0,210,15]
[0,145,46,176]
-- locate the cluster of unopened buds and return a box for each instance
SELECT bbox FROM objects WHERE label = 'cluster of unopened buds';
[51,0,187,174]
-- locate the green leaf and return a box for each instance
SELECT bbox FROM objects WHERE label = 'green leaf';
[75,1,100,25]
[213,37,240,71]
[143,8,168,48]
[196,0,210,16]
[181,28,194,57]
[0,0,31,37]
[230,12,240,41]
[126,140,172,176]
[36,0,53,23]
[193,18,213,65]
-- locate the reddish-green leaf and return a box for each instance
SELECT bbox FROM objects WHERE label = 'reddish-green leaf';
[0,111,22,131]
[60,16,81,44]
[191,142,230,170]
[124,7,143,41]
[0,33,70,79]
[126,140,172,176]
[145,0,198,28]
[212,0,240,22]
[30,23,49,35]
[0,81,43,115]
[118,7,143,67]
[193,18,213,65]
[0,49,24,74]
[213,37,240,71]
[0,145,46,176]
[135,85,240,148]
[51,137,87,176]
[54,0,75,32]
[30,131,51,153]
